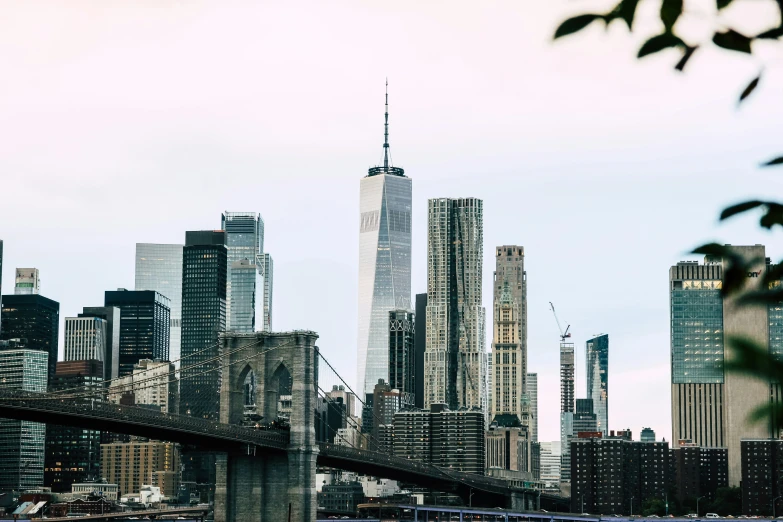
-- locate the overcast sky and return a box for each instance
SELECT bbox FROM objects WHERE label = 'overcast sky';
[1,1,782,443]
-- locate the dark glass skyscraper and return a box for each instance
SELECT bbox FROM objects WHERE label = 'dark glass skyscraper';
[586,334,608,435]
[414,293,427,409]
[0,294,60,381]
[180,230,227,420]
[104,290,170,377]
[222,212,263,331]
[388,309,415,407]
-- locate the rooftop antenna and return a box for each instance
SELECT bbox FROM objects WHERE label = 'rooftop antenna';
[383,78,389,170]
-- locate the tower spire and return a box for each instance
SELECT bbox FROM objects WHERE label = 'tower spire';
[383,78,389,170]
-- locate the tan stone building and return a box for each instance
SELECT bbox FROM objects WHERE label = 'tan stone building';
[100,439,180,497]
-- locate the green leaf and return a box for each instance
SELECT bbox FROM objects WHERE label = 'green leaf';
[638,33,684,58]
[719,200,764,220]
[761,156,783,167]
[713,29,753,54]
[615,0,642,30]
[716,0,733,8]
[737,288,783,306]
[738,74,760,104]
[760,203,783,229]
[661,0,683,30]
[757,26,783,39]
[554,14,602,39]
[691,243,734,257]
[675,45,698,71]
[725,336,783,384]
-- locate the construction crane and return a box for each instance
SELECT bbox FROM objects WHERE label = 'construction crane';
[549,302,571,342]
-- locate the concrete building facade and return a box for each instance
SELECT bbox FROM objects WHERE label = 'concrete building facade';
[527,372,538,444]
[79,306,121,381]
[14,267,40,294]
[108,359,177,413]
[100,440,180,497]
[64,316,107,364]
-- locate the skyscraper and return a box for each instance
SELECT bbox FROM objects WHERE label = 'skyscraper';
[79,306,121,382]
[425,197,485,410]
[491,280,525,423]
[560,340,575,482]
[670,245,777,486]
[586,334,608,435]
[388,309,415,407]
[135,243,184,362]
[222,212,264,330]
[527,372,538,443]
[64,316,107,363]
[14,267,40,295]
[229,259,259,333]
[104,289,170,377]
[357,83,412,398]
[1,294,60,382]
[0,345,48,491]
[180,230,227,420]
[573,398,598,435]
[263,253,274,332]
[414,293,427,409]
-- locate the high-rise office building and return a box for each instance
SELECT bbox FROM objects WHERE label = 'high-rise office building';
[45,360,104,492]
[222,212,264,330]
[425,197,484,410]
[586,334,609,435]
[181,230,227,420]
[104,289,170,377]
[14,267,40,295]
[64,316,107,364]
[527,372,538,443]
[494,246,527,384]
[491,280,525,423]
[573,399,598,435]
[388,310,415,407]
[262,253,273,331]
[670,246,777,486]
[229,259,260,333]
[0,346,48,491]
[560,341,575,482]
[100,440,180,497]
[414,293,427,409]
[1,294,60,382]
[78,306,120,382]
[357,85,412,398]
[135,243,184,363]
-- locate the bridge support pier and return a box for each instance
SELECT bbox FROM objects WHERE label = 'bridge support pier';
[508,490,536,511]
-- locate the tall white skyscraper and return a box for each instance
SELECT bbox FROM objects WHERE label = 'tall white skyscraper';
[222,212,264,331]
[64,316,107,363]
[14,268,40,295]
[357,83,412,397]
[263,253,274,332]
[135,243,183,362]
[424,197,485,410]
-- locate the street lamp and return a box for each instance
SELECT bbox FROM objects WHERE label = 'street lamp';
[773,495,782,518]
[697,496,705,517]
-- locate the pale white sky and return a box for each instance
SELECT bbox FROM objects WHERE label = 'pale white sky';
[1,1,782,443]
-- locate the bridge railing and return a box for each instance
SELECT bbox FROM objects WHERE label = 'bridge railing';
[0,390,290,449]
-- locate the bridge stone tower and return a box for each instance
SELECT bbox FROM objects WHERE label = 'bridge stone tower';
[214,331,319,522]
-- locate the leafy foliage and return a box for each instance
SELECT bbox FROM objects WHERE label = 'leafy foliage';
[642,498,666,516]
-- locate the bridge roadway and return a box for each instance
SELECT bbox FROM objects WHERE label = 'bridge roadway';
[36,506,208,521]
[0,391,545,505]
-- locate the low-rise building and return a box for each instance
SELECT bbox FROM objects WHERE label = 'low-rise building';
[317,481,365,513]
[72,481,119,501]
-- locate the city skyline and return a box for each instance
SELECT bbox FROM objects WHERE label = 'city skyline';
[1,2,781,444]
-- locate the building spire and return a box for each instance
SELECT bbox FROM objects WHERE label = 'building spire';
[383,78,389,170]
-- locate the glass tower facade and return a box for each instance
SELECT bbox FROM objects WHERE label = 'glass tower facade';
[357,172,412,397]
[263,253,273,332]
[424,197,485,410]
[0,294,60,382]
[0,348,48,491]
[229,259,259,333]
[135,243,184,363]
[181,230,227,420]
[221,212,263,331]
[104,290,170,377]
[586,334,609,435]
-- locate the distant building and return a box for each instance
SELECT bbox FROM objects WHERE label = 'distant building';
[586,334,608,435]
[229,258,261,333]
[318,481,365,513]
[326,385,356,420]
[573,399,598,435]
[388,310,415,407]
[135,243,183,363]
[560,340,575,482]
[491,279,525,426]
[78,306,121,381]
[45,360,104,492]
[14,267,40,294]
[100,440,180,497]
[672,440,727,506]
[104,289,170,377]
[108,359,178,413]
[262,253,273,331]
[425,198,485,410]
[539,441,561,485]
[414,293,427,409]
[64,316,107,364]
[640,427,656,442]
[486,415,532,477]
[72,482,119,501]
[571,435,669,515]
[392,408,431,464]
[527,372,538,444]
[741,439,783,516]
[221,212,264,330]
[0,293,60,382]
[0,346,48,491]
